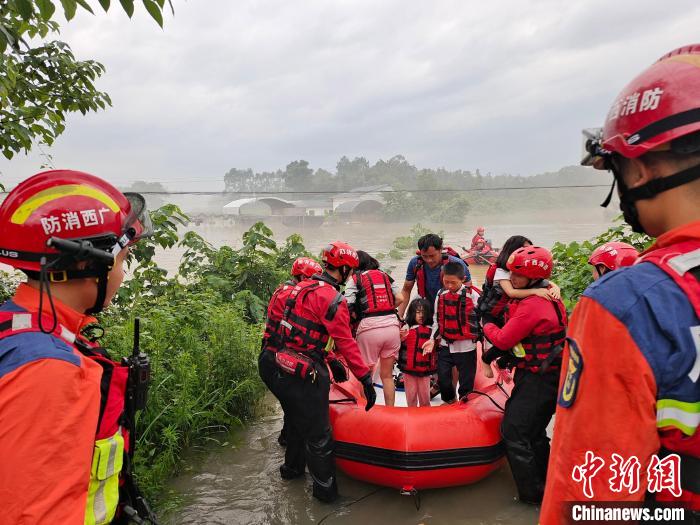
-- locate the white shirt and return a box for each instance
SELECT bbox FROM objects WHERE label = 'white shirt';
[431,284,479,353]
[493,268,510,282]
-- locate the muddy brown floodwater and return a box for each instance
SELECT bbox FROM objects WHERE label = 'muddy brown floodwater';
[162,210,614,525]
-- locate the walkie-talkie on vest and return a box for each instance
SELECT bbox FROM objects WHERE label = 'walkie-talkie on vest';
[125,317,151,412]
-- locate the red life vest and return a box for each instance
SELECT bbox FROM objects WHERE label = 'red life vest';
[436,287,478,342]
[398,325,436,376]
[640,239,700,509]
[415,253,449,299]
[279,277,342,358]
[0,310,131,525]
[510,298,567,373]
[263,280,296,351]
[353,269,396,319]
[476,264,510,322]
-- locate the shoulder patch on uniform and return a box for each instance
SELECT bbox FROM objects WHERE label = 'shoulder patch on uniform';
[558,337,583,408]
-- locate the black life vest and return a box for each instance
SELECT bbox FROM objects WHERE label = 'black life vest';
[476,264,509,323]
[279,276,342,358]
[415,253,449,299]
[436,287,478,342]
[353,269,396,319]
[513,299,567,373]
[398,325,436,376]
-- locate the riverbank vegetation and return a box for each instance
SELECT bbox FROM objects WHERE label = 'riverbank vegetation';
[551,218,653,310]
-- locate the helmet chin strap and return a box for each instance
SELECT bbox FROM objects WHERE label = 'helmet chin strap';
[86,264,110,315]
[601,161,700,234]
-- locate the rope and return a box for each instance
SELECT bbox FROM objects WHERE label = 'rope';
[317,487,386,525]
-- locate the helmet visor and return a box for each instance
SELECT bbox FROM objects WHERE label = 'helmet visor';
[581,127,611,169]
[123,192,154,242]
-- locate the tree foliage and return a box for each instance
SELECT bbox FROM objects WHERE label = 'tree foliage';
[551,217,653,310]
[0,0,171,160]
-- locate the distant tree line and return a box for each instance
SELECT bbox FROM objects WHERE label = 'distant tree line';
[223,155,609,222]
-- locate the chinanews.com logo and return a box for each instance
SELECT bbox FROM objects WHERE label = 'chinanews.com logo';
[566,450,692,523]
[567,503,688,523]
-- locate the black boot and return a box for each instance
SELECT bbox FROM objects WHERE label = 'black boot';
[279,464,304,480]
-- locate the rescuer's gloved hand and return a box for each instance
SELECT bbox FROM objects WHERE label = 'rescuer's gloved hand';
[328,358,348,383]
[359,373,376,411]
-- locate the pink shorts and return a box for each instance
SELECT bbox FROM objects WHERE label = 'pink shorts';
[355,316,401,367]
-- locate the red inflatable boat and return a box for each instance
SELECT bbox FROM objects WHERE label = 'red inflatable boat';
[329,367,510,492]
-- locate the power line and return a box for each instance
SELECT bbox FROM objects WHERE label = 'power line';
[117,184,612,196]
[0,184,611,196]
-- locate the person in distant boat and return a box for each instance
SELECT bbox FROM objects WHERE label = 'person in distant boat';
[398,234,471,318]
[470,226,486,249]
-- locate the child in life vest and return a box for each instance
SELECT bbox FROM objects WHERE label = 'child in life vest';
[398,298,436,407]
[422,262,480,404]
[477,235,561,377]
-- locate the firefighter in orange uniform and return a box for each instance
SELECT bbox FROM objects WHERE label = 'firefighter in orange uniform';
[541,44,700,523]
[270,241,375,503]
[0,170,155,524]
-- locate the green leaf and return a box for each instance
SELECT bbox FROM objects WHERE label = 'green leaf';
[98,0,111,10]
[119,0,135,17]
[60,0,77,20]
[74,0,95,14]
[34,0,56,19]
[142,0,163,27]
[14,0,34,19]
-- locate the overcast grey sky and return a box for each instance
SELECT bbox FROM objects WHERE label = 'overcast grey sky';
[2,0,700,190]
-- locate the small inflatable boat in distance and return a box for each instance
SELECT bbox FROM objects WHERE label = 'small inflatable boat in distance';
[329,366,510,492]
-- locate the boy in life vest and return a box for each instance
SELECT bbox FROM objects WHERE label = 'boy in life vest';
[258,256,322,446]
[344,250,403,406]
[0,170,156,524]
[588,241,639,280]
[541,44,700,522]
[483,246,567,505]
[422,262,480,404]
[398,298,436,407]
[271,241,375,504]
[398,233,471,318]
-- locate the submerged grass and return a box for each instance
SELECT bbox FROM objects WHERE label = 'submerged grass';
[103,291,266,503]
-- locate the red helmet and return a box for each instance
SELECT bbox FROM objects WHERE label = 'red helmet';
[507,246,553,280]
[587,44,700,165]
[291,257,322,278]
[588,241,639,271]
[477,226,485,233]
[0,170,152,272]
[321,241,359,269]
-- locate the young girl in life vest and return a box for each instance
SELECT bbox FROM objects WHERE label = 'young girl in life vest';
[477,235,561,377]
[344,251,404,407]
[398,298,435,407]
